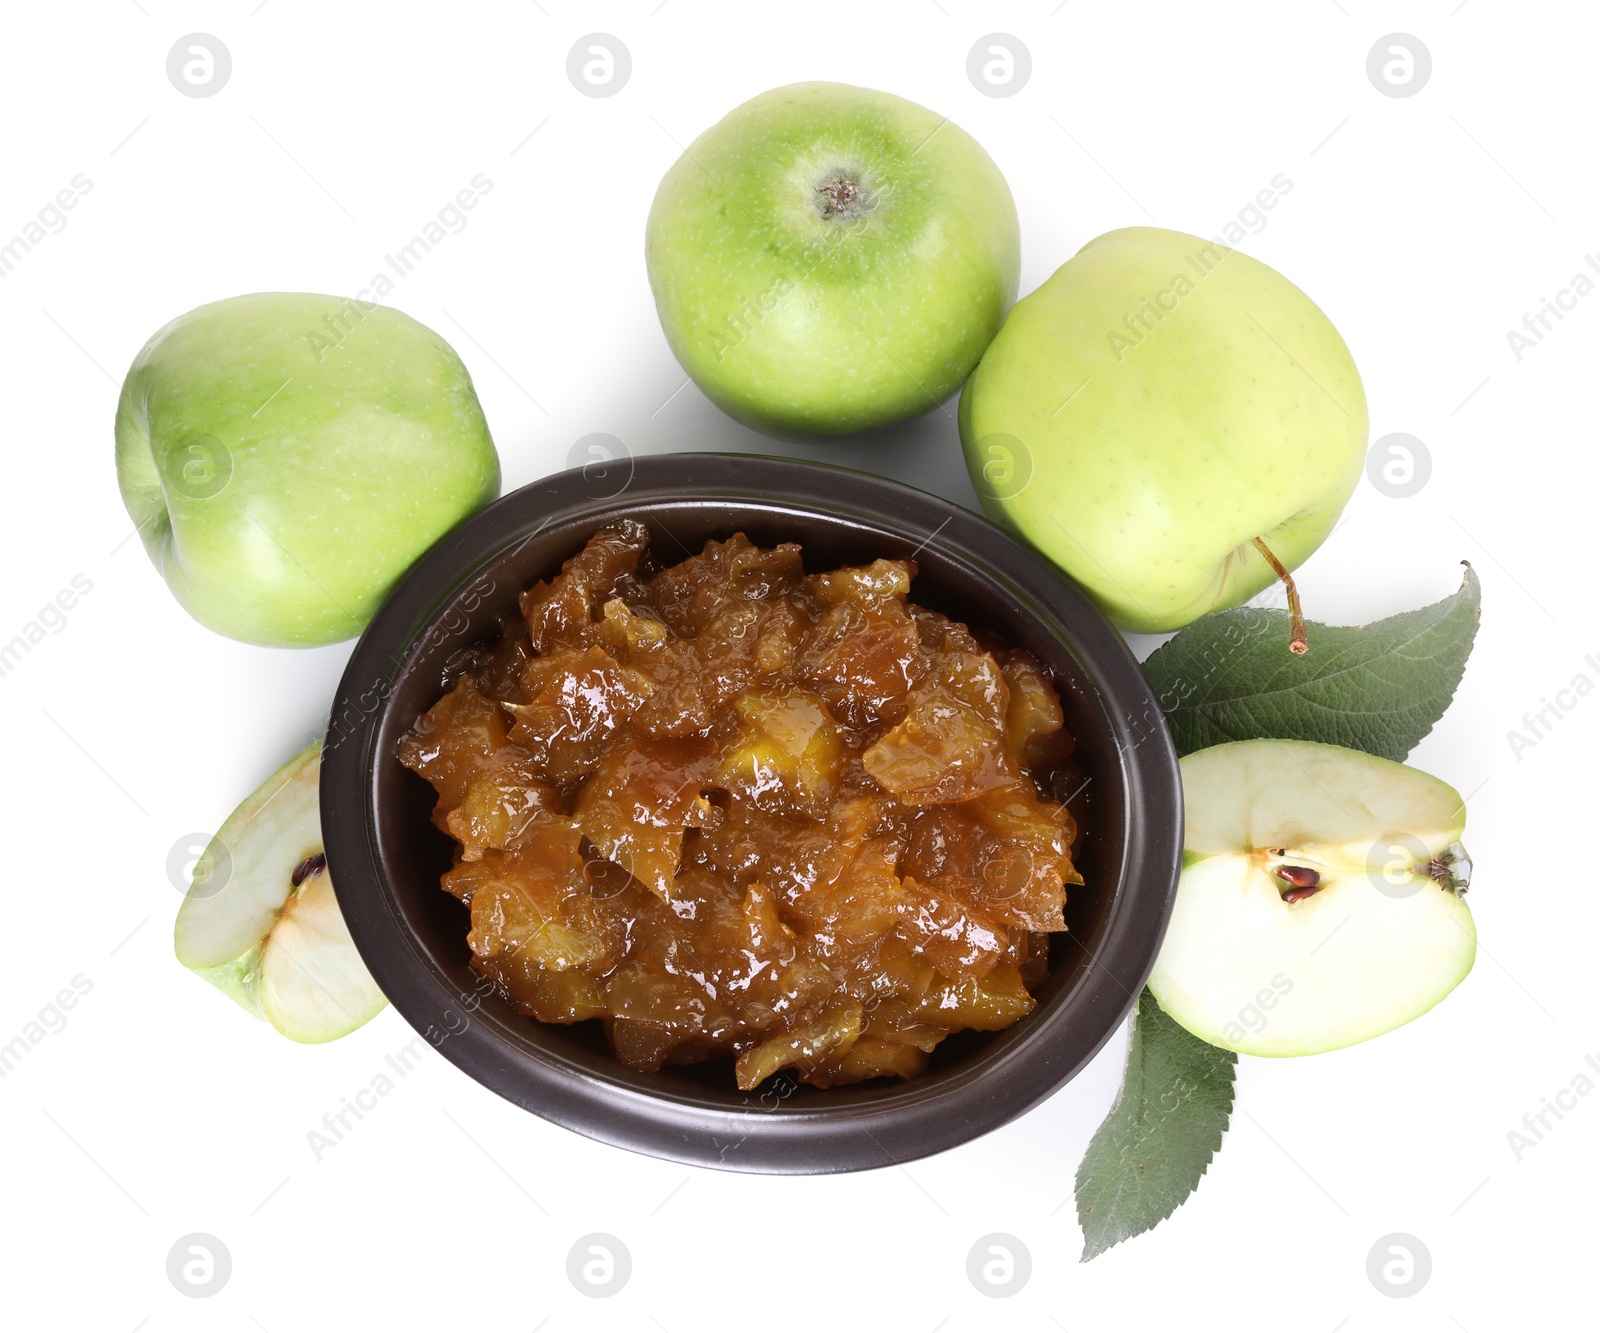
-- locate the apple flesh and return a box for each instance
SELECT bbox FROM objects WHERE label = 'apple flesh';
[115,293,500,648]
[174,741,386,1043]
[646,81,1020,438]
[1148,740,1474,1057]
[959,227,1368,633]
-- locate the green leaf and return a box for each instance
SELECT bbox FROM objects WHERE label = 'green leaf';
[1075,989,1237,1261]
[1141,563,1481,761]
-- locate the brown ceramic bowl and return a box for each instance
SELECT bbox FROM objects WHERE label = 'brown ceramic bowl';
[321,453,1180,1173]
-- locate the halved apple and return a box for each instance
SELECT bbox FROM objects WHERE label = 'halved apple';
[1148,740,1475,1057]
[174,740,387,1042]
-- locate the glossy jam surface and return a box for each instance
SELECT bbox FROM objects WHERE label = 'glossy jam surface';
[400,522,1082,1090]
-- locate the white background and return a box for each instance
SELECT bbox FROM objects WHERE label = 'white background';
[0,1,1589,1328]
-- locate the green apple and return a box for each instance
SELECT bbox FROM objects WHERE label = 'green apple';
[175,740,387,1043]
[116,292,500,647]
[960,227,1367,634]
[646,81,1020,438]
[1148,740,1475,1057]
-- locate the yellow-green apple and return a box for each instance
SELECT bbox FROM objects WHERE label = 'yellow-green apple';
[1148,740,1475,1057]
[960,227,1367,635]
[646,82,1019,438]
[115,292,500,647]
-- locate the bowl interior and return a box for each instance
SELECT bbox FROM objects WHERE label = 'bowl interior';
[355,490,1133,1112]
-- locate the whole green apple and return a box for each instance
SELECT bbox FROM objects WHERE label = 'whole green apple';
[960,227,1367,634]
[646,81,1020,439]
[115,292,500,647]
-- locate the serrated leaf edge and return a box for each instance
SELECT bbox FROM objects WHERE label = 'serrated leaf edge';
[1074,993,1238,1262]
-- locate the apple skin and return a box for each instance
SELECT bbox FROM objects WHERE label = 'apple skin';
[646,82,1020,439]
[115,293,500,647]
[959,227,1367,633]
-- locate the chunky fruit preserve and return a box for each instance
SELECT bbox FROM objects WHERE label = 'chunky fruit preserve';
[400,522,1083,1089]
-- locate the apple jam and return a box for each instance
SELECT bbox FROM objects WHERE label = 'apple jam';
[399,522,1083,1090]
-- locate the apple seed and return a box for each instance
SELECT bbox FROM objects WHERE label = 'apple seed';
[1274,863,1322,902]
[292,852,327,887]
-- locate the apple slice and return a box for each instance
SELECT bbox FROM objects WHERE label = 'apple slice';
[174,740,386,1042]
[1148,740,1475,1057]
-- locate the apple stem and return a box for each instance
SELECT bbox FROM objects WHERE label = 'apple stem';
[1251,537,1309,655]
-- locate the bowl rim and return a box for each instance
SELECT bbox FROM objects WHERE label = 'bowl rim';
[321,452,1181,1174]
